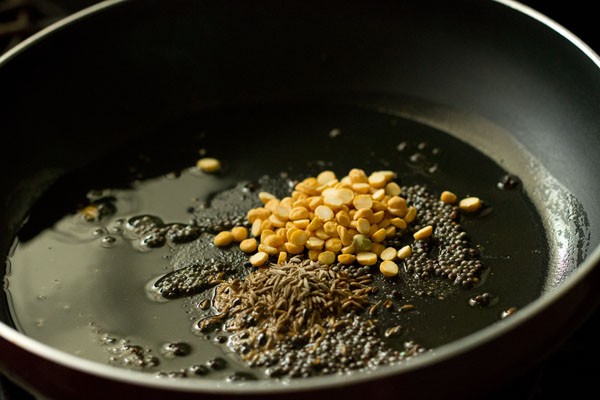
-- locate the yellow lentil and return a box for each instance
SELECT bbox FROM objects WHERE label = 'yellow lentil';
[379,218,391,229]
[289,230,309,246]
[263,234,284,248]
[357,218,371,235]
[404,206,417,223]
[385,181,402,196]
[371,242,385,257]
[258,191,277,204]
[318,251,336,265]
[353,194,373,210]
[325,238,343,252]
[231,226,248,242]
[289,206,309,220]
[317,170,337,185]
[388,207,406,217]
[372,210,385,224]
[305,236,325,250]
[387,196,407,210]
[249,251,269,267]
[80,205,99,221]
[268,214,286,228]
[260,229,275,243]
[247,207,270,223]
[284,242,304,254]
[315,205,334,221]
[324,194,344,209]
[307,249,321,261]
[354,208,374,222]
[277,251,287,264]
[292,219,310,229]
[239,238,258,253]
[335,210,351,227]
[336,188,355,205]
[459,197,482,212]
[196,157,221,173]
[341,244,356,254]
[258,244,278,256]
[385,225,396,238]
[379,260,399,277]
[337,225,353,246]
[390,217,407,230]
[274,205,291,220]
[413,225,433,240]
[315,228,330,240]
[277,227,288,238]
[380,247,398,261]
[397,245,412,259]
[251,219,263,237]
[372,188,386,201]
[368,224,379,237]
[307,216,323,230]
[323,221,338,236]
[371,228,387,243]
[372,200,386,213]
[308,196,324,210]
[214,231,234,247]
[440,190,458,204]
[356,252,378,266]
[280,197,294,207]
[348,168,368,183]
[260,219,273,232]
[338,253,356,265]
[352,182,371,194]
[367,172,388,188]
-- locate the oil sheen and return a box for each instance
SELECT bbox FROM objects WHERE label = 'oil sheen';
[4,103,559,380]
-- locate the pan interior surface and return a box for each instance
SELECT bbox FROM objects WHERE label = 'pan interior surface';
[0,0,599,395]
[3,99,586,384]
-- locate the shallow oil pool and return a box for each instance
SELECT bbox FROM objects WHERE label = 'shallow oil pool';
[4,103,561,380]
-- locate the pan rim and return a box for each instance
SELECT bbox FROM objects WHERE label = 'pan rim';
[1,0,600,394]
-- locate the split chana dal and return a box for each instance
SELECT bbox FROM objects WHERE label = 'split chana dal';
[214,168,484,278]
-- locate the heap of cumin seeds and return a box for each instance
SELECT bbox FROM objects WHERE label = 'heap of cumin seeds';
[210,257,374,360]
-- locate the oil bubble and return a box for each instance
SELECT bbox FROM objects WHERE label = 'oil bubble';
[101,236,117,248]
[92,228,107,237]
[497,174,521,190]
[228,371,258,381]
[468,292,498,308]
[188,364,210,376]
[160,341,192,359]
[206,357,228,370]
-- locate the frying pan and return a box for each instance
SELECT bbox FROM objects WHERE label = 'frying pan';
[1,0,600,398]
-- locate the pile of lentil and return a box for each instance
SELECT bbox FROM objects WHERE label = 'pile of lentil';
[214,168,483,283]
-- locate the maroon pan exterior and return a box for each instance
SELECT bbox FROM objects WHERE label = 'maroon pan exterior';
[1,0,600,398]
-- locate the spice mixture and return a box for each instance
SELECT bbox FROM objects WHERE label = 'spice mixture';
[190,167,486,377]
[200,257,424,377]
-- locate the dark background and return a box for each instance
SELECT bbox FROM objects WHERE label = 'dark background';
[520,0,598,52]
[1,0,599,399]
[59,0,600,54]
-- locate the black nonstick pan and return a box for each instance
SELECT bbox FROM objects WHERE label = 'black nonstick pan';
[1,0,600,399]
